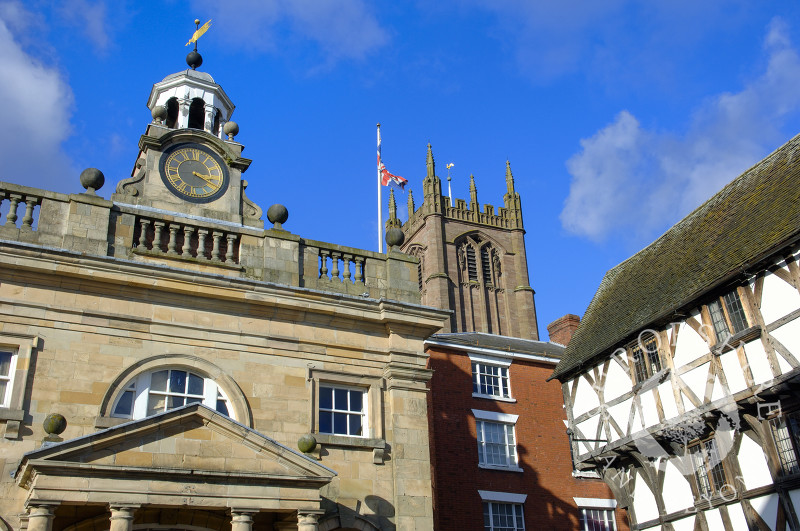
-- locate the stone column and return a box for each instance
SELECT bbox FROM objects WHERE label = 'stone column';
[231,510,255,531]
[297,509,324,531]
[109,505,137,531]
[26,505,55,531]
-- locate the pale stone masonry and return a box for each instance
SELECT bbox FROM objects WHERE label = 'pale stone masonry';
[0,61,448,530]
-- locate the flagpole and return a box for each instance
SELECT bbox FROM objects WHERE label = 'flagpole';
[377,123,383,253]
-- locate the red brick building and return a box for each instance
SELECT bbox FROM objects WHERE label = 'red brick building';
[394,150,628,530]
[425,333,628,530]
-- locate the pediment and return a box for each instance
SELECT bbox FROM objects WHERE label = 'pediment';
[16,404,335,490]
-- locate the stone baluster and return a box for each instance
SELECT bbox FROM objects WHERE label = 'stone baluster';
[136,218,150,248]
[342,254,352,282]
[5,194,21,226]
[197,229,209,260]
[26,505,55,531]
[182,226,195,258]
[319,250,330,279]
[109,505,137,531]
[211,231,222,262]
[152,222,165,252]
[21,197,37,229]
[354,257,365,284]
[330,252,341,281]
[167,224,179,255]
[226,234,239,264]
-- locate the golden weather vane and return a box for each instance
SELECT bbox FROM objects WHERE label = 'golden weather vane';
[186,18,212,49]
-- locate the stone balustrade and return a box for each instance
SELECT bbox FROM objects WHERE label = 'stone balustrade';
[132,214,240,264]
[0,182,423,304]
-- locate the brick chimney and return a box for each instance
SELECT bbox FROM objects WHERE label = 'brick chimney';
[547,314,581,346]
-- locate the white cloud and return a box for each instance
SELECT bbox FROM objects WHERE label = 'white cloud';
[0,7,75,191]
[191,0,387,63]
[561,18,800,242]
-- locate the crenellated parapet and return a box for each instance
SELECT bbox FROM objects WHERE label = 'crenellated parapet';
[403,144,525,237]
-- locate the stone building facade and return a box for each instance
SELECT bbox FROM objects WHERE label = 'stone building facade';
[0,59,448,530]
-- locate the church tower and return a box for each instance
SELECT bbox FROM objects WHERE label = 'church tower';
[398,146,539,339]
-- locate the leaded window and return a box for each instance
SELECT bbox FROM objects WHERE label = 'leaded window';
[629,334,661,384]
[769,412,800,476]
[689,438,728,497]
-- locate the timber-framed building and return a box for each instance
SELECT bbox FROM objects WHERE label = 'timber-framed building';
[551,133,800,530]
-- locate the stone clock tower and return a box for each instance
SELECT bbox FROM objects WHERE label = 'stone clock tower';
[112,55,262,228]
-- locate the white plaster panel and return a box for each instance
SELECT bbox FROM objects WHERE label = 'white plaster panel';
[744,341,773,386]
[727,503,750,531]
[572,375,600,418]
[662,460,694,514]
[719,350,747,394]
[760,269,800,325]
[603,360,631,402]
[632,471,659,523]
[777,348,794,375]
[640,390,659,430]
[704,508,724,530]
[658,382,679,421]
[772,318,800,364]
[681,363,710,403]
[790,490,800,524]
[576,415,600,452]
[674,318,710,368]
[750,493,779,531]
[669,514,696,531]
[608,398,633,438]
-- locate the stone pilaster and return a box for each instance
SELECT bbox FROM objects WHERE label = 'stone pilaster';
[109,505,137,531]
[26,505,55,531]
[297,509,324,531]
[231,510,256,531]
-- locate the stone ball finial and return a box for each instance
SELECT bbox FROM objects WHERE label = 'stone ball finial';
[223,120,239,140]
[80,168,105,195]
[186,50,203,70]
[385,227,405,249]
[151,105,167,124]
[267,204,289,230]
[43,413,67,436]
[298,433,317,453]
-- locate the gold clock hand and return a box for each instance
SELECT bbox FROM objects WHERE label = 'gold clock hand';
[192,171,216,185]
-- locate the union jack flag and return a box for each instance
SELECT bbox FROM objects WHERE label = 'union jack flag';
[377,127,408,189]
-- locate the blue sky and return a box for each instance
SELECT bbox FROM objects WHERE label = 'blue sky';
[2,1,800,339]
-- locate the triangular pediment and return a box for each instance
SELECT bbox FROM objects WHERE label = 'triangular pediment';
[16,404,335,491]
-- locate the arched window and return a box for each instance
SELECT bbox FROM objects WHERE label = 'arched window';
[111,368,233,420]
[188,98,206,129]
[165,97,179,128]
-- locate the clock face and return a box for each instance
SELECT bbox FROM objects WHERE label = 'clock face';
[159,143,229,203]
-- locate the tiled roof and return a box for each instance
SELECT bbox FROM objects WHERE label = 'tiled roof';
[550,133,800,381]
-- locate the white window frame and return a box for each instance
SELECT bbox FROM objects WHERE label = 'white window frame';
[0,334,38,439]
[479,491,527,531]
[473,409,522,472]
[470,353,514,401]
[309,368,384,443]
[0,349,18,408]
[318,383,368,438]
[111,368,234,420]
[574,498,617,531]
